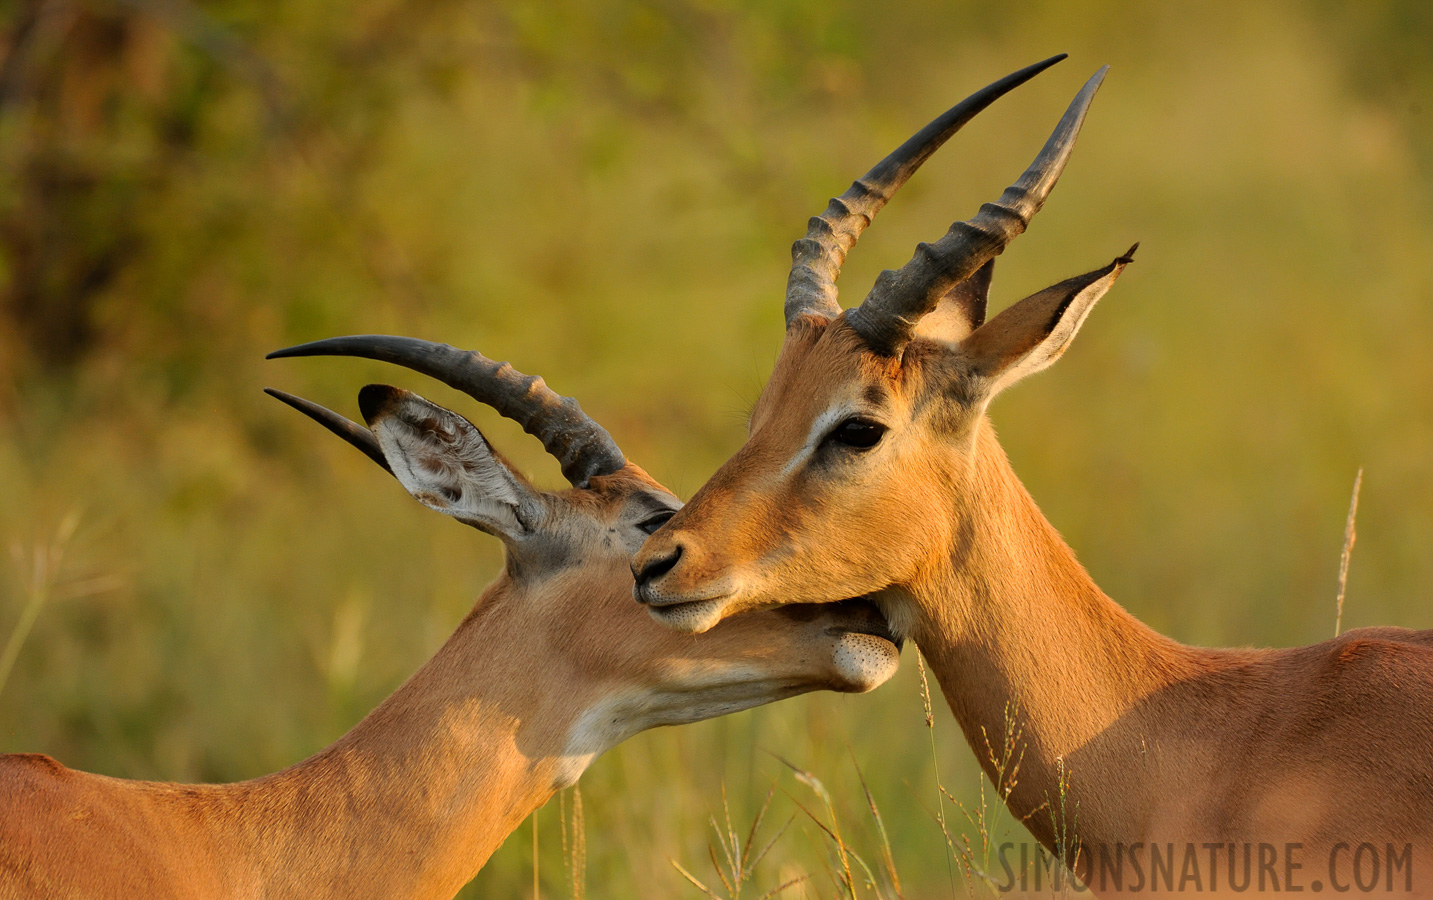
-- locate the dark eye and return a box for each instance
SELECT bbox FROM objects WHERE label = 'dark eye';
[827,418,886,450]
[637,511,677,535]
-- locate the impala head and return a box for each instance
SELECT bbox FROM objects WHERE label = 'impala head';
[632,57,1134,634]
[266,336,900,729]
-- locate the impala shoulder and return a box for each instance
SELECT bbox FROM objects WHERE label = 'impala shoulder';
[1302,628,1433,704]
[1322,627,1433,666]
[0,754,85,824]
[0,753,72,783]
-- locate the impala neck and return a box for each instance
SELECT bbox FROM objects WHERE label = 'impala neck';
[218,585,596,900]
[909,421,1200,850]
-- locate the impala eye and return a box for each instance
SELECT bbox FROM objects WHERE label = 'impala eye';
[637,511,677,535]
[828,418,886,450]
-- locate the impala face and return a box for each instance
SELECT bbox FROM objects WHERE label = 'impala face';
[631,59,1131,634]
[362,382,903,700]
[460,465,904,714]
[632,318,958,636]
[632,260,1127,636]
[277,375,903,709]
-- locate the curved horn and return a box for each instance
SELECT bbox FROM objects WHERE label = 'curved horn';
[784,54,1068,327]
[267,336,626,487]
[847,66,1108,356]
[264,387,393,476]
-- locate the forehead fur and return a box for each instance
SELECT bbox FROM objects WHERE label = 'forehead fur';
[750,315,915,434]
[554,464,673,516]
[503,464,672,579]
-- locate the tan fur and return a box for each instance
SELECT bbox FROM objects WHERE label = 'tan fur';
[0,461,897,900]
[634,308,1433,885]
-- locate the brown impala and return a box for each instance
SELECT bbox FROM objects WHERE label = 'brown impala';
[0,338,900,900]
[631,56,1433,888]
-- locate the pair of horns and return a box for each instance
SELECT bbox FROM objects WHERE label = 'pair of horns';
[265,336,626,488]
[268,58,1104,473]
[786,54,1107,356]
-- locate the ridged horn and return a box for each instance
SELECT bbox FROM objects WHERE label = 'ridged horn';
[784,54,1067,327]
[846,66,1108,356]
[267,336,626,487]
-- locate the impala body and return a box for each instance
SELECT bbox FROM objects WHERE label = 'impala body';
[631,56,1433,886]
[0,342,900,900]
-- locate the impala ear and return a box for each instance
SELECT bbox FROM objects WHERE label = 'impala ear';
[958,245,1135,400]
[359,384,540,539]
[913,258,995,346]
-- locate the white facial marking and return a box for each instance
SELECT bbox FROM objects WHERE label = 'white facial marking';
[832,633,900,692]
[647,599,725,634]
[871,589,918,644]
[552,697,633,789]
[557,664,802,789]
[780,404,857,478]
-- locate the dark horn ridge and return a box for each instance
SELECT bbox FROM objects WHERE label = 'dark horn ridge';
[267,335,626,487]
[847,66,1109,356]
[784,54,1068,328]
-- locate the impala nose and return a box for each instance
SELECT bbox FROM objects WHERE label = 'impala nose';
[632,545,683,602]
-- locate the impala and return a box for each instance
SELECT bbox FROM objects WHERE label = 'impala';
[630,55,1433,882]
[0,337,901,899]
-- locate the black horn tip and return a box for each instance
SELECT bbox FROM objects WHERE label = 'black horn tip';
[266,341,327,360]
[1005,54,1068,84]
[263,386,394,475]
[263,386,311,406]
[1117,242,1139,264]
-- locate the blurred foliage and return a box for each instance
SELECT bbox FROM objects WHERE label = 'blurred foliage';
[2,0,1432,896]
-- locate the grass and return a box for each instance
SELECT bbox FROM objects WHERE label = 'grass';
[560,787,587,900]
[3,1,1431,895]
[1334,468,1364,638]
[658,681,1087,900]
[667,783,802,900]
[0,519,72,704]
[0,511,122,703]
[647,457,1375,900]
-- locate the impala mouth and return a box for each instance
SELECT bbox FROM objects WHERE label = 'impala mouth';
[827,596,904,650]
[769,595,903,651]
[821,596,903,693]
[644,597,728,634]
[643,592,904,650]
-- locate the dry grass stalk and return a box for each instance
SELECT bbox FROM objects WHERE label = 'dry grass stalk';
[850,750,902,899]
[670,781,801,900]
[560,787,586,900]
[914,650,960,898]
[1045,756,1083,897]
[1334,467,1363,637]
[0,511,92,702]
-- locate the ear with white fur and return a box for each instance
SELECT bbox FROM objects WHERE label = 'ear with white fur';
[913,258,995,346]
[358,383,541,539]
[958,245,1136,400]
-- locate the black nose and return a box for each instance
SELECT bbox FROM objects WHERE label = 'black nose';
[633,545,683,595]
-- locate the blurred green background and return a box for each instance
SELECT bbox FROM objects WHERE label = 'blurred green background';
[2,0,1431,896]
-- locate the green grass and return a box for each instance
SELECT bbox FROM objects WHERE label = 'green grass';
[3,1,1432,895]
